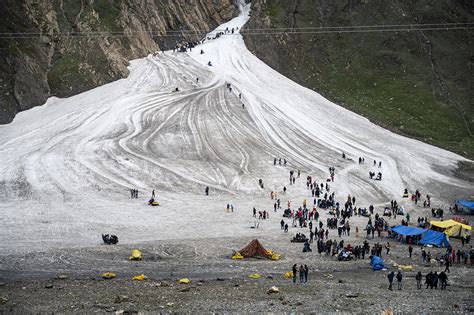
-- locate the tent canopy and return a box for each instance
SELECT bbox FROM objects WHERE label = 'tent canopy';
[392,225,427,236]
[239,239,271,258]
[445,225,470,237]
[456,199,474,210]
[370,256,384,270]
[419,230,450,247]
[430,219,472,231]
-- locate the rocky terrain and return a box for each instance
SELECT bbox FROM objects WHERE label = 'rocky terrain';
[0,236,473,313]
[0,0,237,124]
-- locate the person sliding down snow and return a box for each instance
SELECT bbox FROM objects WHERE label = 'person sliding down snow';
[200,49,204,54]
[208,61,212,66]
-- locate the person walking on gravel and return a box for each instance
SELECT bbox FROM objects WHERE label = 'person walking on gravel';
[415,271,422,289]
[299,265,305,283]
[292,264,297,284]
[304,265,309,283]
[444,257,451,273]
[387,271,394,290]
[396,270,403,290]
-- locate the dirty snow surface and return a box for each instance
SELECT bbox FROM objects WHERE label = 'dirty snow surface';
[0,2,471,256]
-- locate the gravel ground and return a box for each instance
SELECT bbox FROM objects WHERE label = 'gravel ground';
[0,233,473,313]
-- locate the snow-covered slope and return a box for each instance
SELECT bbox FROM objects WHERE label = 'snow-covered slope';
[0,1,471,254]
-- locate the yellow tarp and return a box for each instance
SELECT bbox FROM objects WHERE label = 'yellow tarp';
[132,274,146,281]
[178,278,190,284]
[102,272,116,279]
[249,273,262,279]
[284,271,293,279]
[398,265,414,271]
[445,225,469,237]
[129,249,143,260]
[232,252,244,260]
[430,219,471,230]
[271,253,281,260]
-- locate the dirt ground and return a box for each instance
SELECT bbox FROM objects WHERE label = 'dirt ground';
[0,232,473,313]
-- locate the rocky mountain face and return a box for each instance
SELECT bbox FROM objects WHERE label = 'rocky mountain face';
[0,0,237,124]
[243,0,474,159]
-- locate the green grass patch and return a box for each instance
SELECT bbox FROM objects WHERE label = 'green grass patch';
[47,54,80,93]
[92,0,122,32]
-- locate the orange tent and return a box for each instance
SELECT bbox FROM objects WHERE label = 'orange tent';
[239,239,272,258]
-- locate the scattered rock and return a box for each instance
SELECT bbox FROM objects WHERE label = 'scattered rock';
[233,284,240,287]
[179,287,191,292]
[268,286,279,294]
[338,279,344,284]
[296,302,303,306]
[281,300,288,305]
[45,284,54,289]
[217,277,226,281]
[278,296,284,301]
[56,275,69,280]
[345,293,359,298]
[197,282,203,286]
[94,303,110,309]
[114,295,129,303]
[0,297,8,305]
[266,275,274,280]
[115,310,124,315]
[0,282,6,287]
[159,281,171,287]
[166,302,174,307]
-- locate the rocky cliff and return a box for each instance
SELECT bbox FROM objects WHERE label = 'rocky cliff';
[0,0,237,124]
[243,0,473,159]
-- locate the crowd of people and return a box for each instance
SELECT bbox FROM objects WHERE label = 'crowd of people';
[130,188,139,199]
[388,270,449,290]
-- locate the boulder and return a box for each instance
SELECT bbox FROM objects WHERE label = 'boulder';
[268,286,279,294]
[114,295,129,303]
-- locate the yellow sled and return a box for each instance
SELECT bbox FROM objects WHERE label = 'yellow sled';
[129,249,143,261]
[132,274,147,281]
[102,272,116,279]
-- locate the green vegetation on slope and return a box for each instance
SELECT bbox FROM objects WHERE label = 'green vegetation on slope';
[244,0,473,159]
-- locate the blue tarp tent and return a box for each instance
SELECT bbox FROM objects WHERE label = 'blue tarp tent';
[392,225,427,236]
[457,199,474,209]
[456,200,474,213]
[370,256,384,270]
[419,230,450,247]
